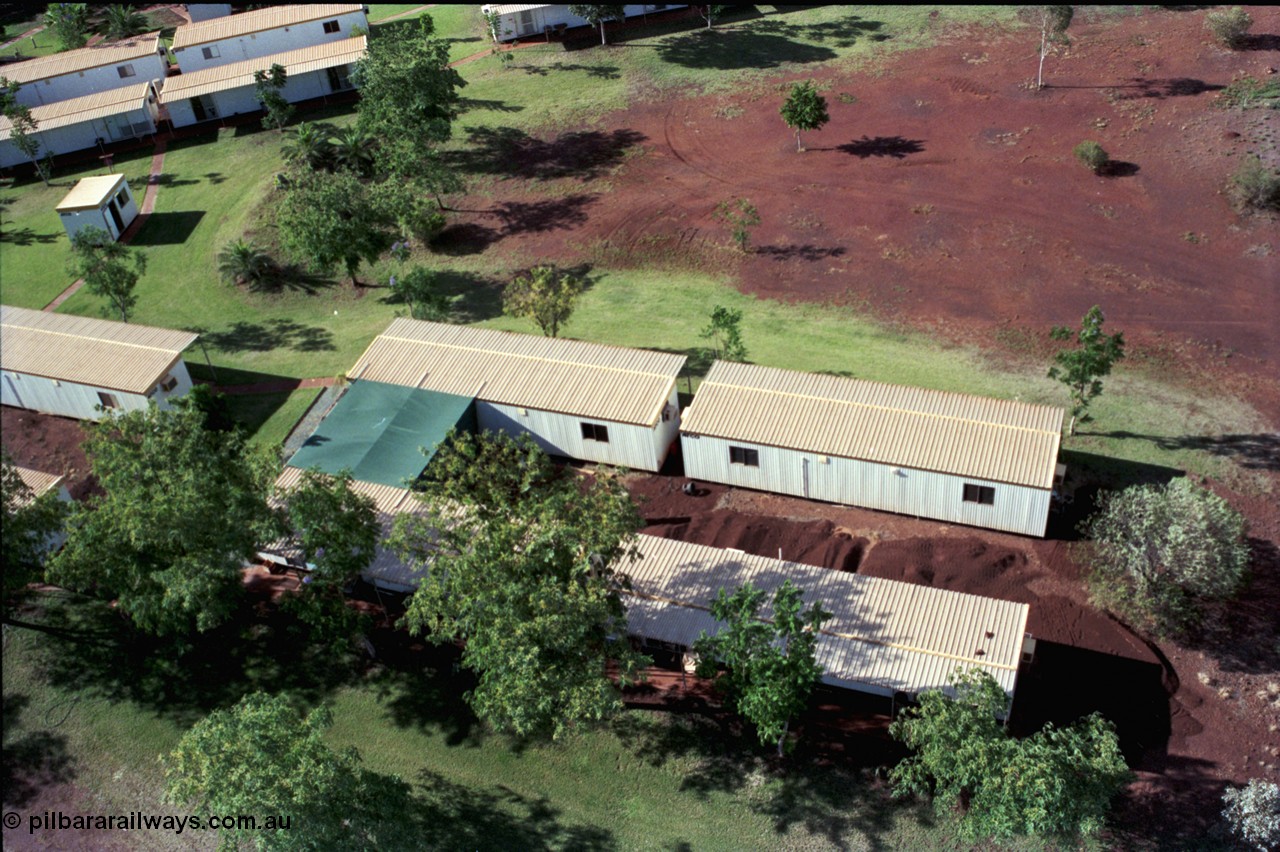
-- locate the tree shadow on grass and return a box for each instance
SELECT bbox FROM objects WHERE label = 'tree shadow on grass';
[520,62,621,80]
[836,136,925,158]
[127,210,204,245]
[200,318,335,354]
[457,97,524,114]
[431,222,501,256]
[451,126,647,181]
[2,693,76,808]
[655,29,837,70]
[0,225,61,246]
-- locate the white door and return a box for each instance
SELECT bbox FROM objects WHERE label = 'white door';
[518,10,535,35]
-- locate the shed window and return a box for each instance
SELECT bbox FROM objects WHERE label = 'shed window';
[158,375,179,392]
[580,422,609,443]
[117,64,136,78]
[322,19,341,33]
[202,45,220,59]
[97,392,121,409]
[963,484,995,505]
[729,446,759,467]
[115,188,129,207]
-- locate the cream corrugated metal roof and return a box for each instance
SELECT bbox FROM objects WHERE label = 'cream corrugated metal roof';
[13,465,66,507]
[2,33,161,85]
[350,320,686,427]
[682,361,1064,490]
[487,5,554,15]
[623,534,1030,698]
[161,36,367,102]
[171,4,366,50]
[0,82,153,142]
[56,174,127,212]
[0,305,197,395]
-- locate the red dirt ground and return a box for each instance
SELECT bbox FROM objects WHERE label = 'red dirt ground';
[1,407,97,501]
[454,6,1280,421]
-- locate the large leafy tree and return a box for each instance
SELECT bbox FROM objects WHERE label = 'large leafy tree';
[164,692,408,850]
[502,265,585,338]
[277,169,390,286]
[694,580,830,756]
[568,5,627,45]
[1047,305,1124,435]
[1032,6,1074,89]
[1,453,68,604]
[1085,478,1249,637]
[44,3,89,50]
[47,402,282,636]
[354,15,464,184]
[890,668,1131,842]
[68,225,146,322]
[253,63,293,131]
[392,431,647,738]
[103,5,149,41]
[389,266,451,321]
[780,80,830,152]
[278,469,380,647]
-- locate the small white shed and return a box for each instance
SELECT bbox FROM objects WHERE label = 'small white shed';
[56,174,139,242]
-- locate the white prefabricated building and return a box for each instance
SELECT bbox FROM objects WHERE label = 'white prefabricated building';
[13,465,72,553]
[680,361,1065,537]
[3,33,167,107]
[624,534,1032,703]
[56,174,139,242]
[350,319,686,472]
[0,305,197,421]
[160,37,366,128]
[170,4,369,75]
[481,4,686,42]
[0,82,160,170]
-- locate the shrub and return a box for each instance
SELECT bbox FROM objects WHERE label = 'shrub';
[1205,7,1252,49]
[1222,779,1280,851]
[1227,155,1280,214]
[1073,140,1109,173]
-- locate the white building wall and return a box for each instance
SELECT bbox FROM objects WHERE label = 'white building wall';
[680,433,1052,537]
[477,400,670,471]
[167,65,355,128]
[173,9,368,73]
[489,5,684,41]
[1,361,193,421]
[16,53,167,107]
[59,180,139,242]
[187,4,233,23]
[0,100,157,168]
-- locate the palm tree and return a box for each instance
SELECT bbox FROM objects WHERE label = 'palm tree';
[328,126,377,177]
[103,5,149,41]
[217,239,273,289]
[282,123,333,171]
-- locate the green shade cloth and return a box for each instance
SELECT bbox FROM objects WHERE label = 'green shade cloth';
[287,380,475,488]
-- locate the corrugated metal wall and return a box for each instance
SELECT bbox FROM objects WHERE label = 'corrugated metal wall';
[681,433,1051,536]
[478,396,675,472]
[1,370,150,420]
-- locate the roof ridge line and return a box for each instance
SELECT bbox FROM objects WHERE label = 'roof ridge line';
[378,332,680,381]
[3,322,194,354]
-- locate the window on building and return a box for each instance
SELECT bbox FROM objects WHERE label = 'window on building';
[115,188,129,207]
[97,392,121,409]
[322,19,341,33]
[117,64,136,78]
[158,375,179,393]
[963,483,995,505]
[581,422,610,443]
[201,45,219,59]
[729,446,759,467]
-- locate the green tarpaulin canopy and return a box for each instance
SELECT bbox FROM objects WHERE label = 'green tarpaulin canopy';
[287,380,475,488]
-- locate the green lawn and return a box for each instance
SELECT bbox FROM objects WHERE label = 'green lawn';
[370,3,487,65]
[0,23,59,60]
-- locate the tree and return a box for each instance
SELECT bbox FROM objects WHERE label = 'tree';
[779,80,829,152]
[47,402,281,637]
[1227,154,1280,215]
[1084,478,1249,637]
[389,266,451,321]
[44,3,89,50]
[68,225,145,322]
[329,125,378,177]
[1073,140,1108,173]
[1033,6,1073,89]
[164,692,407,850]
[693,580,830,756]
[278,169,390,286]
[2,453,68,604]
[281,121,333,170]
[278,469,379,648]
[1205,7,1253,50]
[1222,779,1280,852]
[695,5,728,29]
[421,429,557,515]
[103,5,149,41]
[503,265,585,338]
[4,104,51,186]
[701,305,748,362]
[392,432,647,738]
[253,63,293,131]
[568,5,627,45]
[890,668,1131,842]
[1047,305,1124,435]
[713,197,761,252]
[217,238,274,289]
[354,15,465,184]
